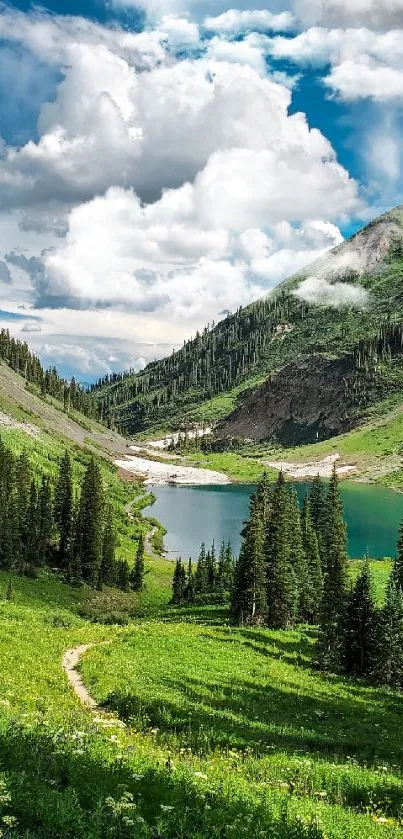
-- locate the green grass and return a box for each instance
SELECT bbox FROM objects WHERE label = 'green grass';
[1,567,402,839]
[80,618,403,838]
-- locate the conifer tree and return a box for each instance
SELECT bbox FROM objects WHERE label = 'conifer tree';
[231,493,266,625]
[76,458,105,586]
[371,576,403,689]
[265,472,298,629]
[300,496,323,623]
[309,474,326,565]
[185,558,195,602]
[25,481,39,575]
[206,540,216,590]
[131,534,145,592]
[344,558,377,676]
[195,542,208,593]
[316,465,348,671]
[117,558,130,592]
[54,450,74,569]
[37,477,53,568]
[255,471,272,526]
[288,488,311,623]
[172,558,187,604]
[100,504,117,586]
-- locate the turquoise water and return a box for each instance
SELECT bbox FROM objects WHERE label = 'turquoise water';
[151,482,403,560]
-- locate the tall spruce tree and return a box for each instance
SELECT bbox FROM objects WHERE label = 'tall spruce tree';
[265,472,298,629]
[231,493,266,625]
[76,458,105,586]
[371,576,403,689]
[300,496,323,623]
[206,540,216,591]
[309,474,326,566]
[37,477,53,568]
[117,558,130,592]
[172,558,187,604]
[195,542,208,594]
[316,465,348,671]
[131,534,145,591]
[54,450,74,570]
[25,481,39,575]
[288,488,311,623]
[344,558,377,677]
[185,558,195,602]
[100,504,117,586]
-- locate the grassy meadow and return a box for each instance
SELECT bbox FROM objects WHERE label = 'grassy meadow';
[1,555,403,839]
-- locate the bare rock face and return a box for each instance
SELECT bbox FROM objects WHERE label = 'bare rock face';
[217,355,379,445]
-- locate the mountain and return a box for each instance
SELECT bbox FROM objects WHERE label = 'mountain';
[92,205,403,444]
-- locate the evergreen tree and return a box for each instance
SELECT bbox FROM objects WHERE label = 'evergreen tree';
[309,474,326,566]
[37,477,53,568]
[25,481,39,575]
[76,459,105,586]
[185,558,195,602]
[344,558,377,677]
[131,534,145,592]
[206,540,216,590]
[172,558,187,605]
[265,472,298,629]
[316,465,349,671]
[195,542,208,593]
[300,496,323,623]
[117,558,130,592]
[100,504,117,586]
[255,471,272,526]
[371,576,403,689]
[231,493,266,625]
[288,488,311,623]
[54,450,74,570]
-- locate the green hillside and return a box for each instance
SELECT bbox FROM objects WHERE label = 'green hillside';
[91,206,403,443]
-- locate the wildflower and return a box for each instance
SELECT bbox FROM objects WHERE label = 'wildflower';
[194,772,208,779]
[160,805,174,812]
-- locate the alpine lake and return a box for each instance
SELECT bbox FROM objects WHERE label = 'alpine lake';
[150,481,403,561]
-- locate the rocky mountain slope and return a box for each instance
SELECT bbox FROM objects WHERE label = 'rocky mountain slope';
[93,205,403,444]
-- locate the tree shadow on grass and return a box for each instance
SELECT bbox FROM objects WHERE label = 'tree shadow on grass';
[102,663,403,767]
[100,672,403,819]
[208,626,314,669]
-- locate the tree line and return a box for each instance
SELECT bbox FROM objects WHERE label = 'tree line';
[171,540,235,605]
[229,467,403,691]
[0,442,145,593]
[0,329,101,421]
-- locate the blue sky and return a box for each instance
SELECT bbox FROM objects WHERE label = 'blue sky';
[0,0,402,378]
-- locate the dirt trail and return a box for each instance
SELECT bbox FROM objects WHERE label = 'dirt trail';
[62,644,98,707]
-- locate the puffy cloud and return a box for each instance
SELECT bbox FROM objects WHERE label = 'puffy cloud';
[0,3,367,377]
[268,26,403,101]
[0,47,360,211]
[293,275,370,308]
[294,0,403,29]
[206,34,270,74]
[326,58,403,100]
[0,6,167,68]
[204,9,295,34]
[21,185,348,326]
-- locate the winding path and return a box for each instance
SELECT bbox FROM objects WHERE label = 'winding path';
[62,644,98,707]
